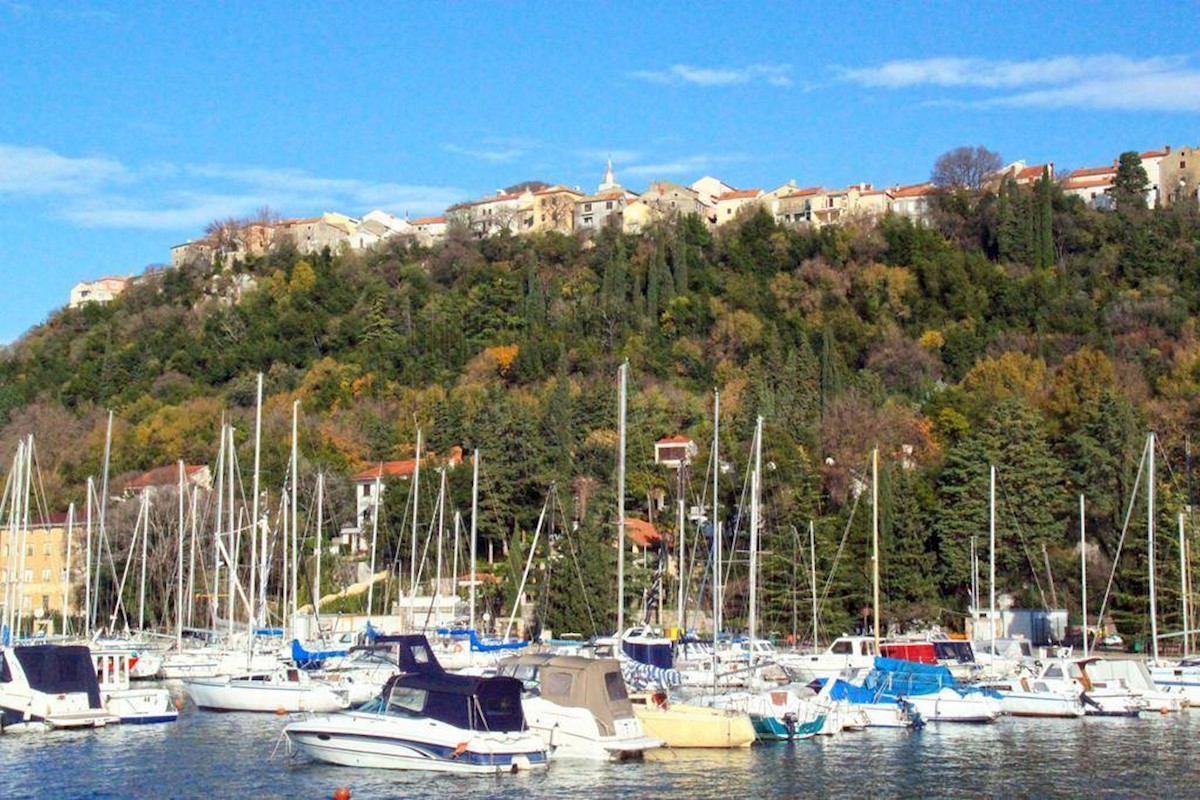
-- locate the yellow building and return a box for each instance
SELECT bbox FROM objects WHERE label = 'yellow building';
[0,516,78,628]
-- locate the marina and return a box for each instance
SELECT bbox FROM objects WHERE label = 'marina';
[2,692,1198,798]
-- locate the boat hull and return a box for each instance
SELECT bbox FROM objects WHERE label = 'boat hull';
[633,703,756,748]
[184,677,346,713]
[286,713,549,774]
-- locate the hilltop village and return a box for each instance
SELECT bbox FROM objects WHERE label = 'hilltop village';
[69,144,1199,306]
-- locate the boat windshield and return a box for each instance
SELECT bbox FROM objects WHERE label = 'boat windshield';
[386,685,428,717]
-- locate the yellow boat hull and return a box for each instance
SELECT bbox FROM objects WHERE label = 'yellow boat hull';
[633,702,756,749]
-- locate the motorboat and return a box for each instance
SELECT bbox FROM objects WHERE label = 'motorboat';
[629,692,756,748]
[976,675,1085,718]
[775,636,879,683]
[0,644,119,731]
[851,657,1000,723]
[497,653,662,760]
[285,635,548,774]
[1085,658,1183,713]
[698,684,830,740]
[92,648,179,724]
[158,646,281,679]
[184,667,349,712]
[1033,658,1146,717]
[1150,660,1200,706]
[823,679,924,728]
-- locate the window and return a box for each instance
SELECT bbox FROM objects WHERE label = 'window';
[44,542,51,556]
[606,201,613,210]
[387,686,427,715]
[23,570,32,582]
[41,569,51,581]
[582,215,593,225]
[831,640,853,655]
[26,546,32,557]
[604,670,628,702]
[584,203,592,212]
[543,671,573,698]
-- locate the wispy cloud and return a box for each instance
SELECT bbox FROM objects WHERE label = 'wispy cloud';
[442,137,537,163]
[629,63,793,87]
[0,144,126,195]
[0,143,464,230]
[623,154,745,180]
[840,54,1200,112]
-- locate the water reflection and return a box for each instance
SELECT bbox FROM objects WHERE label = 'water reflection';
[2,701,1197,799]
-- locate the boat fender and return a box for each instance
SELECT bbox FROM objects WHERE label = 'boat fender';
[453,643,465,654]
[451,741,469,759]
[652,691,668,709]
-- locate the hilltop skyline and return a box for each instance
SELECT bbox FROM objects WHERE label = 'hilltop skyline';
[2,0,1198,342]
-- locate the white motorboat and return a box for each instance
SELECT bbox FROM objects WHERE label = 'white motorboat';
[286,635,548,775]
[977,676,1085,718]
[775,636,879,683]
[92,648,179,724]
[498,653,661,760]
[0,644,119,731]
[158,647,281,679]
[184,667,348,712]
[1034,658,1146,717]
[1150,660,1200,706]
[1085,658,1183,713]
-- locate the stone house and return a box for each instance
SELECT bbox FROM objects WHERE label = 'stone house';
[69,275,130,308]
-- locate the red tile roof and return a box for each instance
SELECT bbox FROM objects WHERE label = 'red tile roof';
[656,435,694,445]
[535,185,583,197]
[1069,166,1117,178]
[787,186,823,197]
[622,518,661,548]
[410,216,446,226]
[717,189,762,201]
[352,448,464,483]
[123,464,207,492]
[891,182,937,198]
[1140,149,1168,159]
[1016,164,1051,181]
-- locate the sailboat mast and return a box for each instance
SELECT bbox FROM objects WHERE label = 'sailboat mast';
[469,449,479,634]
[314,472,324,620]
[989,463,996,658]
[84,480,93,639]
[177,461,185,650]
[810,520,818,654]
[62,504,74,636]
[187,485,198,629]
[871,447,880,649]
[249,373,263,635]
[676,462,686,635]
[616,362,628,637]
[1149,432,1159,663]
[409,429,423,599]
[96,411,113,634]
[291,399,300,630]
[1179,512,1188,658]
[712,389,721,640]
[1080,494,1088,658]
[367,475,381,625]
[748,416,762,653]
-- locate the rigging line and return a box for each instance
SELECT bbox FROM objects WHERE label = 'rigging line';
[816,459,866,618]
[1092,434,1149,649]
[994,468,1049,609]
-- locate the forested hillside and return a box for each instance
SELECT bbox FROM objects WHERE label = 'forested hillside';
[4,174,1200,643]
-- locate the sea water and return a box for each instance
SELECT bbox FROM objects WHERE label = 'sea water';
[2,696,1196,798]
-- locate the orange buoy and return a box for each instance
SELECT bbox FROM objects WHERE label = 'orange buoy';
[1161,707,1169,715]
[275,707,288,716]
[173,697,184,711]
[333,788,351,800]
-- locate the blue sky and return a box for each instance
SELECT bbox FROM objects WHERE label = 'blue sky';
[2,1,1198,342]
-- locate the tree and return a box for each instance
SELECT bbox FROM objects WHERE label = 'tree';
[1109,151,1149,213]
[931,146,1003,191]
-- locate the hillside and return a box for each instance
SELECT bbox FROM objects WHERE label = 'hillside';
[3,182,1200,641]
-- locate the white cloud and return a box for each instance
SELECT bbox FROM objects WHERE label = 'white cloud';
[629,63,792,87]
[623,154,745,180]
[441,144,525,163]
[841,54,1200,112]
[0,144,126,195]
[0,143,464,230]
